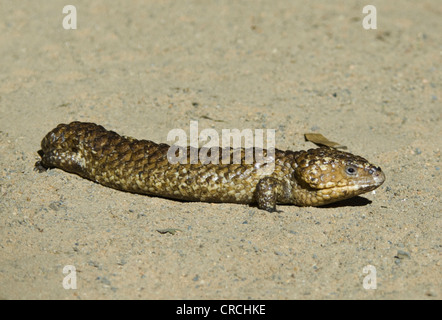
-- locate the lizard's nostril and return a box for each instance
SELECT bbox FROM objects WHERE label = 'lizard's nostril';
[373,168,386,185]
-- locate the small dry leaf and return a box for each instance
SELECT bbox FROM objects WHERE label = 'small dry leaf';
[304,133,347,149]
[156,228,182,235]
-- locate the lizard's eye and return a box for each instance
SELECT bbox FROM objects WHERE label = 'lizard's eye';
[345,165,357,176]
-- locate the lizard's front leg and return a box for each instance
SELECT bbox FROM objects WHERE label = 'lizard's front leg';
[255,177,281,212]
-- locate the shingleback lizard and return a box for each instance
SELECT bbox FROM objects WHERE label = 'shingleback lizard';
[35,121,385,212]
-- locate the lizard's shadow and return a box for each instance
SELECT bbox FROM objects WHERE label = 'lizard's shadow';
[318,196,372,208]
[252,196,372,212]
[276,196,372,211]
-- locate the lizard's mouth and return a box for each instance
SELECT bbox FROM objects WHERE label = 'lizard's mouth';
[300,179,385,207]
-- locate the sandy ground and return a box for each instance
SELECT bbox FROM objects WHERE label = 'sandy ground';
[0,0,440,300]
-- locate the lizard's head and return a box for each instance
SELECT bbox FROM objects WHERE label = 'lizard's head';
[294,147,385,206]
